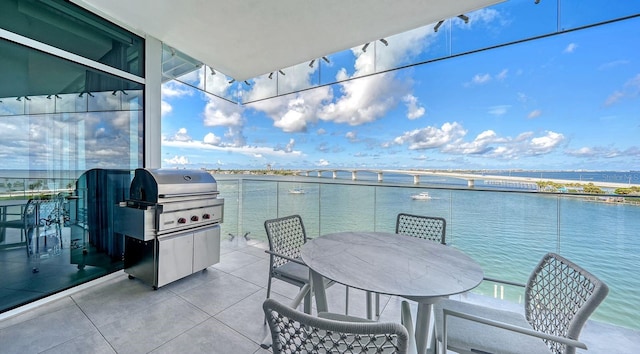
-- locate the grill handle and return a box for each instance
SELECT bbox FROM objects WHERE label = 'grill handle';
[158,191,220,198]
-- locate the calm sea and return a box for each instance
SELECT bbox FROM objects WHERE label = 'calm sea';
[215,170,640,331]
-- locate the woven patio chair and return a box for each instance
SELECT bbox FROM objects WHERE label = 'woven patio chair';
[433,252,609,354]
[265,214,329,314]
[368,213,447,318]
[395,213,446,244]
[263,298,411,354]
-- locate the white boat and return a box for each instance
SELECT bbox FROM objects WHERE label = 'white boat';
[411,192,432,200]
[289,188,305,194]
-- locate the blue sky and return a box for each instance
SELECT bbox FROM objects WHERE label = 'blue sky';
[160,3,639,171]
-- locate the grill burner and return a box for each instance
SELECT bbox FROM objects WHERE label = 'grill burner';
[116,168,224,289]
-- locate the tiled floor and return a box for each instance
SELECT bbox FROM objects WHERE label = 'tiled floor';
[0,237,638,354]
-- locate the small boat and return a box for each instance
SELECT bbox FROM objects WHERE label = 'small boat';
[411,192,432,200]
[289,188,305,194]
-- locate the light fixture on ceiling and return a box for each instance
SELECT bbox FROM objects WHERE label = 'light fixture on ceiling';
[458,14,469,23]
[55,94,61,99]
[362,42,370,52]
[309,59,315,68]
[228,79,236,84]
[379,38,388,46]
[244,80,251,86]
[25,96,31,100]
[210,67,216,75]
[434,20,444,32]
[87,92,94,97]
[16,97,22,101]
[112,90,118,95]
[322,56,330,63]
[47,95,52,99]
[279,70,286,76]
[268,72,274,79]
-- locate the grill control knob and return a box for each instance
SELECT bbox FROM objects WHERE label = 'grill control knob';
[191,215,199,222]
[202,213,211,220]
[177,218,187,224]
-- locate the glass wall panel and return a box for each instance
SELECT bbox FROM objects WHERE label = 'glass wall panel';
[0,0,144,77]
[319,48,360,86]
[0,36,143,313]
[277,62,318,96]
[376,24,449,72]
[451,0,558,55]
[560,0,640,31]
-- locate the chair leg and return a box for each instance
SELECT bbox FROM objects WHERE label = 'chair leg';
[264,274,273,324]
[345,286,349,315]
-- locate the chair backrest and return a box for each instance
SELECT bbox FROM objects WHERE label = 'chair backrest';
[263,298,409,354]
[22,199,39,229]
[525,253,609,354]
[264,215,307,268]
[395,213,446,244]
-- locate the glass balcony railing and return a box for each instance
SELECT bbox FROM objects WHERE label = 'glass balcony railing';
[215,175,639,332]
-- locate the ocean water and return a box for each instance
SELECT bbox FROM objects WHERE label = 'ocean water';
[215,172,640,331]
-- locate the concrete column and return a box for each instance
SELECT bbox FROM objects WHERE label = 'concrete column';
[333,171,338,179]
[317,171,322,177]
[144,36,162,169]
[413,175,420,184]
[377,172,383,182]
[468,179,475,188]
[352,171,357,180]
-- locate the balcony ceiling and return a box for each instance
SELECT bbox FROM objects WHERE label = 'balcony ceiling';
[71,0,503,82]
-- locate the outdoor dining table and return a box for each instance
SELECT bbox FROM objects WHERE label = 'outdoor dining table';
[300,231,484,354]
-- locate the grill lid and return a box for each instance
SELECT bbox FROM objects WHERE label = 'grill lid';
[130,168,218,202]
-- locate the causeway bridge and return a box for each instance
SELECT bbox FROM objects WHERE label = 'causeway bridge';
[297,169,635,190]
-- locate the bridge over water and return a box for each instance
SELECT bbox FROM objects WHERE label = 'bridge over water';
[298,169,634,190]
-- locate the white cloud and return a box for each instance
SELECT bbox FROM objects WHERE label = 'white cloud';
[316,159,330,166]
[162,136,303,158]
[392,121,566,160]
[605,74,640,106]
[528,109,542,119]
[317,128,327,135]
[203,132,222,145]
[203,97,243,127]
[393,122,467,150]
[564,43,578,53]
[167,128,192,142]
[345,131,357,141]
[488,105,510,116]
[496,69,508,81]
[319,73,407,125]
[403,94,425,120]
[470,73,491,85]
[164,155,189,165]
[162,81,193,98]
[161,101,172,115]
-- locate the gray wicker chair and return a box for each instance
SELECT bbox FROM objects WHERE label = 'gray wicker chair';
[263,298,410,354]
[433,252,609,354]
[369,213,447,318]
[264,214,319,314]
[396,213,446,244]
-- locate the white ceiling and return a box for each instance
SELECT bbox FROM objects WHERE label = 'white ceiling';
[71,0,504,82]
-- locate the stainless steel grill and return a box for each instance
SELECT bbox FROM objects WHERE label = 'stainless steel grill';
[115,168,224,289]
